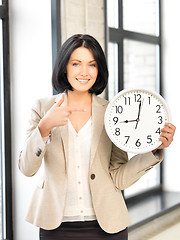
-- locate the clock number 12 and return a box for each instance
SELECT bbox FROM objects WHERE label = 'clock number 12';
[134,94,141,102]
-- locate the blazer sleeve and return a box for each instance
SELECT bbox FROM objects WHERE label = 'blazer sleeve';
[109,144,163,190]
[18,100,48,177]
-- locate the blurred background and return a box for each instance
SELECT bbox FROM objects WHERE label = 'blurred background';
[0,0,180,239]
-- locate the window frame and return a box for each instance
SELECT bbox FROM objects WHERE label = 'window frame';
[105,0,163,200]
[51,0,163,203]
[0,0,13,239]
[51,0,62,95]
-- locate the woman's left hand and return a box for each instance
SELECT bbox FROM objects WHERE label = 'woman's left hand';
[153,123,176,153]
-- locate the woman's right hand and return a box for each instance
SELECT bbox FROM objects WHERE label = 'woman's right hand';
[38,94,86,137]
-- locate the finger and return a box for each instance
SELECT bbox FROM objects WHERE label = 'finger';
[160,132,173,142]
[161,123,176,135]
[164,123,176,131]
[159,132,173,147]
[159,136,170,148]
[56,94,65,107]
[161,127,174,135]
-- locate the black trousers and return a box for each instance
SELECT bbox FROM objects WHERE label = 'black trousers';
[40,220,128,240]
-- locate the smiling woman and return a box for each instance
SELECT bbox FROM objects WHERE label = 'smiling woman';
[18,33,175,240]
[52,34,108,95]
[66,47,98,94]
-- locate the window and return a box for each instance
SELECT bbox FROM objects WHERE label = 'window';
[106,0,162,198]
[0,0,13,239]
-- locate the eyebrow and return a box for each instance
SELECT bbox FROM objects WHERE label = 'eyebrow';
[71,59,96,63]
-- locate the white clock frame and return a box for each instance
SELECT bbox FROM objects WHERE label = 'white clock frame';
[104,88,170,154]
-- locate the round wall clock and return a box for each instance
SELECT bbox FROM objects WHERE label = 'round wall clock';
[104,89,170,153]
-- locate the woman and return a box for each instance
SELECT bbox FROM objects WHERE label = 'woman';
[19,34,175,240]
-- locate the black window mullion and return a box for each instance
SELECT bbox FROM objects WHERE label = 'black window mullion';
[51,0,61,95]
[109,28,160,45]
[118,40,124,91]
[1,0,13,239]
[0,4,7,18]
[51,0,61,68]
[118,0,123,29]
[159,0,163,186]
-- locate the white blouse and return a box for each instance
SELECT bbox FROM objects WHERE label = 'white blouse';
[62,117,96,222]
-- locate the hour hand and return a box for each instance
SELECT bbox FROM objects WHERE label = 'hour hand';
[120,119,137,123]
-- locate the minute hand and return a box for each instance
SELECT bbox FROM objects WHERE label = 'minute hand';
[135,101,142,129]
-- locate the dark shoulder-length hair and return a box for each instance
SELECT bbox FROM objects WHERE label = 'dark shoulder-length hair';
[52,34,108,95]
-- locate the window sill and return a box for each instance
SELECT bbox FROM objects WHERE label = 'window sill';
[126,190,180,229]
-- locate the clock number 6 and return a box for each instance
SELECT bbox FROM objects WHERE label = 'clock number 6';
[135,139,141,147]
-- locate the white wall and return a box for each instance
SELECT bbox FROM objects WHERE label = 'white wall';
[162,1,180,192]
[9,1,52,239]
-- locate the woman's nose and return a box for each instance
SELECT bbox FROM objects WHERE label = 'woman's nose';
[80,65,88,76]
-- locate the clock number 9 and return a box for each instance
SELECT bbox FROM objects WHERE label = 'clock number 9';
[113,117,118,125]
[115,128,120,136]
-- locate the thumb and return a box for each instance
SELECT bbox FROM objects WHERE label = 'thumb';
[56,94,64,107]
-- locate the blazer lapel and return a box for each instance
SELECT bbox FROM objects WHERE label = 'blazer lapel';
[90,94,107,165]
[53,93,107,167]
[53,93,69,167]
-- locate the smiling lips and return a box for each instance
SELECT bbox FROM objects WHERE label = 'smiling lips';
[76,78,90,84]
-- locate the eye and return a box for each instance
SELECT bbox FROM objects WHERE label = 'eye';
[89,63,96,67]
[72,63,79,66]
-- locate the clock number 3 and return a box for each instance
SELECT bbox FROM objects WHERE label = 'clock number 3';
[158,116,163,124]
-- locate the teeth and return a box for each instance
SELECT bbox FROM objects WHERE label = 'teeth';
[76,78,89,82]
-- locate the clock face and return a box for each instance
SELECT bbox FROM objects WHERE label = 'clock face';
[105,89,170,153]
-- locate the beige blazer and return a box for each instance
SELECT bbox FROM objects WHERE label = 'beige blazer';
[18,93,162,233]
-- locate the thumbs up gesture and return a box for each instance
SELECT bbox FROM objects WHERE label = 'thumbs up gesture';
[38,94,86,137]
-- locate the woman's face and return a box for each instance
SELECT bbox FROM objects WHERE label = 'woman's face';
[66,46,98,93]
